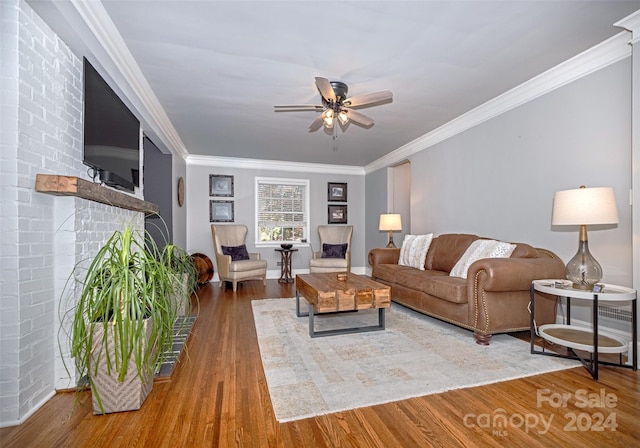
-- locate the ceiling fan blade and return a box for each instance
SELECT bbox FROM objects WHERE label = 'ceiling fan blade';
[274,105,323,111]
[308,115,324,132]
[315,77,336,103]
[345,109,374,127]
[343,90,393,108]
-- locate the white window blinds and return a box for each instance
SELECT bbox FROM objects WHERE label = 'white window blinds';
[256,177,309,243]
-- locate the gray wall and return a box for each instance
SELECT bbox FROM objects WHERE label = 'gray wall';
[366,58,633,332]
[172,157,188,248]
[364,168,390,257]
[144,136,173,249]
[186,164,365,278]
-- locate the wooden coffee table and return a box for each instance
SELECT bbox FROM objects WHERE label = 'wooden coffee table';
[295,273,391,338]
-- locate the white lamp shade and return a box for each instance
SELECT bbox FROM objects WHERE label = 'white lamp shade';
[552,187,619,226]
[379,214,402,231]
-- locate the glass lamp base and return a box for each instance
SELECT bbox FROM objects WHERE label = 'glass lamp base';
[566,239,602,290]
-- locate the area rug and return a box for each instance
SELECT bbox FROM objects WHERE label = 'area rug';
[251,298,579,422]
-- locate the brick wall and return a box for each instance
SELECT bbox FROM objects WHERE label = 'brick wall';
[0,0,142,427]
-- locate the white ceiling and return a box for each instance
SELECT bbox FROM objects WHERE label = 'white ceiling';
[30,1,640,167]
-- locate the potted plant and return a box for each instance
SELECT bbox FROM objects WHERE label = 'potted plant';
[65,225,178,414]
[161,244,197,317]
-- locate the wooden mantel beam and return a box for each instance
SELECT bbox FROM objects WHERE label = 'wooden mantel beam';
[35,174,160,215]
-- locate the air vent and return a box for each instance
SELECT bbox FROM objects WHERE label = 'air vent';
[598,305,633,323]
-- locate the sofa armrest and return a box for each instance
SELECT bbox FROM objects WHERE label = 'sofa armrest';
[369,248,400,280]
[467,256,565,292]
[368,248,400,268]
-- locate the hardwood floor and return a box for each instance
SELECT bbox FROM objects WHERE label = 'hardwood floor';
[1,280,638,447]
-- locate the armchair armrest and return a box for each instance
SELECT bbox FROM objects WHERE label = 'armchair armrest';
[249,253,261,260]
[214,253,232,278]
[467,257,565,292]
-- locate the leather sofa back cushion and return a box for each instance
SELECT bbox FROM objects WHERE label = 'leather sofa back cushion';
[510,243,539,258]
[426,234,479,272]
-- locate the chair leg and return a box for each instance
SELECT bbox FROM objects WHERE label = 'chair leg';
[262,276,266,286]
[232,281,238,292]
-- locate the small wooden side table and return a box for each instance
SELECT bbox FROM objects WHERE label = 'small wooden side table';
[275,248,297,283]
[530,279,637,380]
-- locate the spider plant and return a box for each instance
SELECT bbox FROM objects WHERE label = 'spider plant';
[67,225,178,413]
[161,244,198,316]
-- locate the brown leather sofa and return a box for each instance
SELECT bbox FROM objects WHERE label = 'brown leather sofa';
[368,233,565,344]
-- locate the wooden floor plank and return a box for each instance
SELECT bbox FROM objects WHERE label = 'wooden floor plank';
[1,279,638,447]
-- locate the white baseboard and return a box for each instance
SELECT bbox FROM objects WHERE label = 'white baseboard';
[211,266,368,283]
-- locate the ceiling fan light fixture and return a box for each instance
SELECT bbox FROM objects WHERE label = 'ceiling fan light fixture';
[275,77,392,135]
[337,110,349,125]
[322,109,334,127]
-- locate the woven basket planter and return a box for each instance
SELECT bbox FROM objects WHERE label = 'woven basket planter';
[89,317,155,415]
[170,272,191,317]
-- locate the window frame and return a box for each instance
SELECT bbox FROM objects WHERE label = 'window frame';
[254,176,310,247]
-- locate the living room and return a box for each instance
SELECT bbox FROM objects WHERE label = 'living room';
[2,1,639,446]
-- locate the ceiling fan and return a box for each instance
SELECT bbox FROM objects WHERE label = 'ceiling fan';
[274,77,393,133]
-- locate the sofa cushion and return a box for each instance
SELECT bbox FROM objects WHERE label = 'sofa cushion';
[450,239,517,279]
[398,234,433,270]
[374,263,419,284]
[221,244,250,261]
[510,243,538,258]
[426,234,479,272]
[395,269,449,293]
[420,275,468,304]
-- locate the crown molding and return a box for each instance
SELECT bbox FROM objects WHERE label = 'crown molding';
[365,31,632,175]
[70,0,189,160]
[615,9,640,44]
[186,155,364,176]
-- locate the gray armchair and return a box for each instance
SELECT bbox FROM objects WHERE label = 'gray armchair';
[309,225,353,273]
[211,224,267,291]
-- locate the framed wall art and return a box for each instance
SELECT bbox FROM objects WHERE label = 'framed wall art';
[209,174,234,197]
[327,182,347,202]
[328,205,348,224]
[210,200,234,222]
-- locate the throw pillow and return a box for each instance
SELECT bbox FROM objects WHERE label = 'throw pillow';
[449,239,517,279]
[321,243,348,259]
[221,244,250,261]
[398,234,433,270]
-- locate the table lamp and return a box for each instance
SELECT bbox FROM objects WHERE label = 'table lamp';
[379,214,402,248]
[552,185,619,290]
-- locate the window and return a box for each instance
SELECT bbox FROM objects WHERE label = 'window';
[255,177,309,244]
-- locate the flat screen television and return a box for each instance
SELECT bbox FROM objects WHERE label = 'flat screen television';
[83,57,140,192]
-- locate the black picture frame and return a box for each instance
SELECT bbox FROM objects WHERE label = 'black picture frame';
[209,174,234,197]
[328,205,347,224]
[209,200,234,222]
[327,182,347,202]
